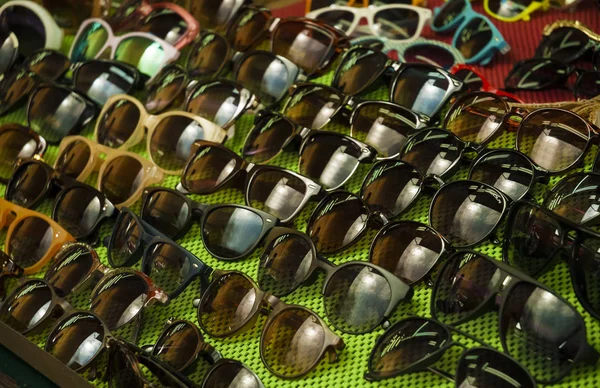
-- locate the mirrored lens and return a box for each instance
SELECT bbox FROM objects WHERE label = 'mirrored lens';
[544,174,600,225]
[5,161,50,208]
[242,112,295,164]
[114,36,166,78]
[284,85,343,129]
[71,21,109,62]
[203,206,265,259]
[144,66,186,114]
[373,8,420,40]
[432,0,466,29]
[456,348,536,388]
[150,116,208,172]
[186,81,248,128]
[444,93,507,144]
[248,169,307,222]
[391,66,450,118]
[182,143,242,194]
[188,33,230,79]
[400,128,462,177]
[109,212,142,267]
[74,61,138,105]
[46,243,97,297]
[9,216,54,269]
[235,52,291,105]
[0,280,54,333]
[99,155,144,205]
[455,18,493,60]
[54,186,105,239]
[54,138,91,179]
[154,321,200,371]
[333,48,388,96]
[469,151,535,201]
[142,189,190,239]
[144,242,192,298]
[203,360,262,388]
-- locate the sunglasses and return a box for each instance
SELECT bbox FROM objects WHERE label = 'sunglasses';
[443,91,600,173]
[365,316,537,387]
[305,0,428,13]
[535,20,600,65]
[450,64,523,102]
[431,0,510,65]
[432,250,600,384]
[0,252,23,302]
[0,123,46,182]
[70,18,180,80]
[195,269,345,378]
[484,0,549,22]
[178,141,323,223]
[5,159,116,240]
[257,227,413,334]
[94,94,227,174]
[54,136,164,207]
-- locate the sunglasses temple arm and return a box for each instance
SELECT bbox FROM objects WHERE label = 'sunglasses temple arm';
[425,366,454,383]
[446,324,494,349]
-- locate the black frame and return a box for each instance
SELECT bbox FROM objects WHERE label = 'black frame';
[202,359,265,388]
[0,251,22,301]
[0,123,47,183]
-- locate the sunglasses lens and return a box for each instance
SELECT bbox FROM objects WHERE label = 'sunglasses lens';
[312,10,354,33]
[5,162,50,207]
[334,48,388,96]
[391,66,450,118]
[114,37,166,79]
[371,222,443,284]
[469,151,535,201]
[46,312,105,370]
[444,93,506,144]
[144,66,186,114]
[186,81,247,128]
[500,282,584,382]
[46,243,97,297]
[242,112,295,164]
[284,85,342,129]
[545,174,600,225]
[99,155,144,205]
[505,59,563,90]
[258,232,314,296]
[324,264,392,333]
[308,192,368,253]
[54,186,105,238]
[401,129,462,177]
[9,216,53,269]
[262,307,326,377]
[455,18,493,61]
[456,348,536,388]
[574,236,600,318]
[198,272,257,336]
[227,8,270,52]
[182,143,241,194]
[517,110,589,173]
[487,0,533,19]
[432,0,465,28]
[2,5,46,57]
[0,30,16,74]
[203,206,265,259]
[137,9,187,47]
[144,242,191,297]
[373,8,421,41]
[402,44,456,70]
[248,169,307,222]
[151,116,210,172]
[361,161,422,218]
[71,21,109,62]
[203,360,262,388]
[154,321,200,371]
[453,68,484,91]
[108,345,147,388]
[535,27,588,61]
[236,52,292,105]
[74,61,138,105]
[109,212,141,267]
[430,181,505,247]
[0,280,53,333]
[96,98,141,147]
[0,125,42,181]
[55,138,91,178]
[90,271,149,330]
[575,71,600,100]
[23,50,70,80]
[0,70,36,114]
[142,189,190,239]
[188,33,230,79]
[368,318,449,378]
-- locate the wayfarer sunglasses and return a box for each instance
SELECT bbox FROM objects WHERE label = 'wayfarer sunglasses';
[0,123,46,182]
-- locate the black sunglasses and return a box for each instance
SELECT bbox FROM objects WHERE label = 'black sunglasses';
[0,123,47,183]
[0,251,23,302]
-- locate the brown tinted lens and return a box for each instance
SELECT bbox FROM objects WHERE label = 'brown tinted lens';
[372,8,421,41]
[46,243,97,297]
[391,66,450,118]
[227,8,270,52]
[198,272,258,336]
[456,348,536,388]
[400,128,462,177]
[235,52,291,105]
[444,93,507,144]
[54,186,104,238]
[54,139,91,179]
[144,242,191,297]
[6,162,50,208]
[182,144,242,194]
[469,151,535,201]
[333,48,388,95]
[248,169,307,222]
[203,206,265,259]
[23,50,70,80]
[188,33,230,78]
[203,361,262,388]
[144,66,186,114]
[154,321,200,371]
[90,271,149,331]
[137,9,187,47]
[0,125,41,181]
[0,69,36,113]
[544,174,600,225]
[242,112,295,164]
[0,279,54,333]
[100,155,144,205]
[308,192,368,253]
[109,212,142,267]
[186,81,248,128]
[96,99,141,147]
[371,222,443,284]
[9,216,54,269]
[262,307,325,377]
[284,85,343,129]
[516,110,590,173]
[141,189,190,239]
[150,116,208,172]
[74,61,138,105]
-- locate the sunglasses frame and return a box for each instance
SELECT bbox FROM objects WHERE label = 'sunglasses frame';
[450,64,523,102]
[0,251,23,301]
[0,124,46,183]
[535,20,600,63]
[202,358,265,388]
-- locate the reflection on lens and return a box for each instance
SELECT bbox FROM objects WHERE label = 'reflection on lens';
[188,32,229,78]
[114,37,166,78]
[487,0,534,18]
[455,18,493,60]
[313,10,354,33]
[46,243,97,297]
[373,8,420,40]
[6,162,50,208]
[74,61,137,105]
[236,52,291,105]
[0,69,36,113]
[182,143,242,194]
[575,71,600,100]
[145,242,191,297]
[333,48,388,96]
[545,174,600,225]
[137,9,187,46]
[142,189,190,239]
[534,27,588,61]
[203,360,262,388]
[186,81,248,128]
[24,50,70,80]
[283,84,342,129]
[0,125,41,181]
[453,68,484,91]
[469,151,535,201]
[248,169,307,222]
[144,66,187,114]
[3,5,47,57]
[150,116,206,172]
[242,112,296,164]
[109,212,141,267]
[71,21,109,62]
[9,216,54,269]
[402,44,456,70]
[432,0,466,29]
[505,59,565,91]
[444,93,507,144]
[0,280,53,333]
[574,236,600,319]
[108,343,146,388]
[456,348,536,388]
[99,155,144,205]
[227,7,270,52]
[154,320,200,371]
[392,66,450,118]
[55,186,105,239]
[54,139,91,178]
[400,128,462,178]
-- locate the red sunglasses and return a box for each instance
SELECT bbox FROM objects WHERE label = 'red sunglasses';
[451,64,524,103]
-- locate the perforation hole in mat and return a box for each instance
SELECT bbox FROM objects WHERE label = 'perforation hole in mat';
[1,36,600,388]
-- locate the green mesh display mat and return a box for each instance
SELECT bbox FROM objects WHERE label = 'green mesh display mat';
[2,36,600,388]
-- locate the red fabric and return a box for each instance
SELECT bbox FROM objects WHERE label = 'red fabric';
[272,0,600,103]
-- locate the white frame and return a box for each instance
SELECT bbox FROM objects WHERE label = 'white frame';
[0,0,63,50]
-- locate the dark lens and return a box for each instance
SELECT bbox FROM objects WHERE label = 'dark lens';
[186,81,248,128]
[150,116,208,172]
[433,252,500,323]
[373,8,420,40]
[456,348,536,388]
[505,59,566,90]
[9,216,54,269]
[28,86,89,143]
[0,29,17,73]
[430,181,506,247]
[402,44,457,70]
[432,0,466,29]
[368,318,449,378]
[182,143,242,194]
[361,161,423,218]
[45,312,105,371]
[99,155,144,205]
[144,241,193,298]
[272,20,335,75]
[227,7,270,52]
[469,151,535,201]
[109,212,142,267]
[5,161,50,208]
[0,69,36,114]
[54,138,91,179]
[333,47,388,96]
[71,21,109,62]
[198,272,257,336]
[516,109,589,173]
[262,307,326,377]
[46,243,97,297]
[284,84,343,129]
[500,282,584,383]
[574,71,600,100]
[74,61,138,105]
[114,36,167,79]
[258,232,315,296]
[455,18,493,60]
[505,204,562,276]
[247,169,307,222]
[96,98,141,147]
[370,222,444,284]
[534,27,589,62]
[0,280,53,333]
[391,66,450,118]
[574,236,600,319]
[144,66,186,114]
[22,50,70,80]
[235,52,291,105]
[90,271,149,330]
[0,125,42,181]
[188,33,230,79]
[324,263,392,334]
[312,10,354,33]
[202,206,265,259]
[444,93,507,144]
[487,0,533,18]
[308,192,368,253]
[400,128,462,177]
[154,321,200,371]
[453,68,484,91]
[138,9,187,47]
[108,345,147,388]
[54,186,105,239]
[544,174,600,225]
[193,0,243,31]
[203,360,262,388]
[2,5,46,57]
[41,0,92,30]
[242,112,295,164]
[141,189,190,239]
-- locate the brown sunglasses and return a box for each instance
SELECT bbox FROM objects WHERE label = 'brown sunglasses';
[0,123,46,183]
[0,252,23,301]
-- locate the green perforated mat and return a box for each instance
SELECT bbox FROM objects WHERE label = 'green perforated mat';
[2,36,600,388]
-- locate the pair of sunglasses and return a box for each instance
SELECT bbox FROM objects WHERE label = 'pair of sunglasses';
[432,250,600,384]
[94,94,227,174]
[366,317,537,387]
[5,158,115,240]
[178,141,323,223]
[0,123,46,182]
[535,20,600,65]
[450,64,523,102]
[305,0,429,13]
[257,227,413,334]
[0,252,23,302]
[431,0,510,65]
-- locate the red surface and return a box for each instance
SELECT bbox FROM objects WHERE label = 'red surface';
[271,0,600,103]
